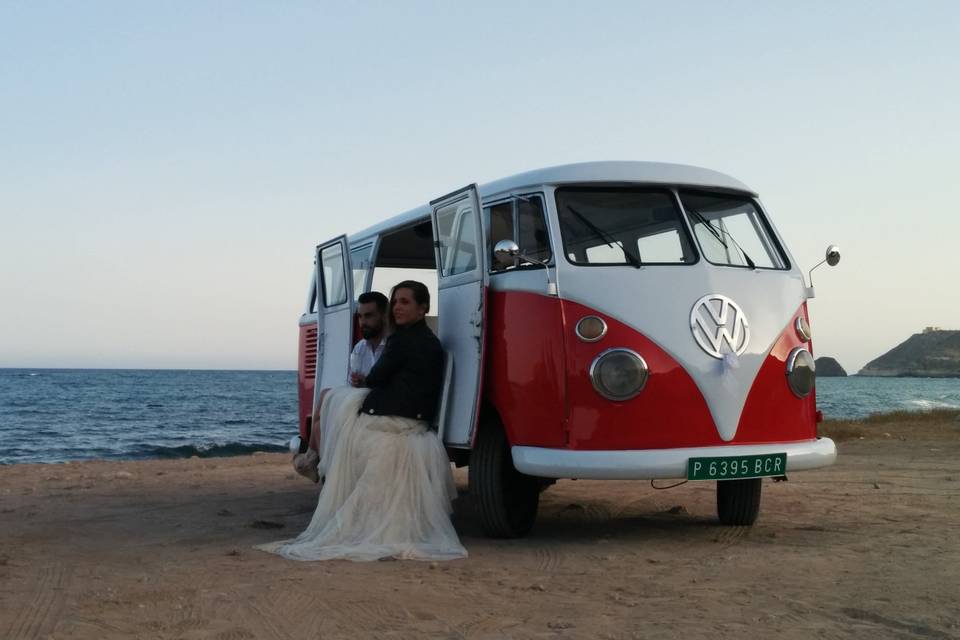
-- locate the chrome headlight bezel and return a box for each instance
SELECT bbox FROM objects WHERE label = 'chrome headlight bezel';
[795,316,812,342]
[575,316,608,342]
[589,348,649,401]
[785,347,816,398]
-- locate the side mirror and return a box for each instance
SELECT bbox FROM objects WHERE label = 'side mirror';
[492,238,557,296]
[493,239,520,268]
[806,243,842,298]
[825,245,841,267]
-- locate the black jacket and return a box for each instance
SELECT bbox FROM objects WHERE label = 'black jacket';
[360,319,444,424]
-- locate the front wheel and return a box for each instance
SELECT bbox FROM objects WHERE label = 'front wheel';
[469,421,540,538]
[717,478,762,525]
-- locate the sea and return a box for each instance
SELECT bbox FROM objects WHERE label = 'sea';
[1,369,959,465]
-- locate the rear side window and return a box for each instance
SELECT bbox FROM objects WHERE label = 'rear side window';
[556,188,696,266]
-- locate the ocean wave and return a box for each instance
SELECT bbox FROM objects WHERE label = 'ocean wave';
[131,442,286,459]
[903,399,960,410]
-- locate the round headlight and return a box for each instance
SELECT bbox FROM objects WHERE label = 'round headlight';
[589,348,648,401]
[795,316,812,342]
[576,316,608,342]
[786,348,816,398]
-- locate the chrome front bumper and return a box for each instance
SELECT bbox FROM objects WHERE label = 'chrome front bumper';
[511,438,837,480]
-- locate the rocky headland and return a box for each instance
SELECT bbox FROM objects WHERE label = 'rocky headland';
[814,357,847,377]
[859,328,960,377]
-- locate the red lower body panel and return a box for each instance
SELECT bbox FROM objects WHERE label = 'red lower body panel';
[487,295,817,452]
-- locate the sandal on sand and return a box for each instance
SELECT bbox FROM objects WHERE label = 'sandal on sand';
[293,449,320,484]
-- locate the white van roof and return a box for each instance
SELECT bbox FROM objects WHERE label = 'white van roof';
[348,161,755,244]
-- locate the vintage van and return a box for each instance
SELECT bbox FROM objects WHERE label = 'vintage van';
[292,162,839,538]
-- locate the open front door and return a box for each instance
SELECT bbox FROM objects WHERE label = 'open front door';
[311,235,354,429]
[430,185,487,447]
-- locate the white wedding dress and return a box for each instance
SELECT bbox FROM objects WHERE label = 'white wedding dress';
[257,386,467,562]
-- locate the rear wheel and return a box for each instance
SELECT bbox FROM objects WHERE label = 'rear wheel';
[717,478,762,525]
[469,421,540,538]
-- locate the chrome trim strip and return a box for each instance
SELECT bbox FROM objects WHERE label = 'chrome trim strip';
[575,316,608,342]
[512,438,837,480]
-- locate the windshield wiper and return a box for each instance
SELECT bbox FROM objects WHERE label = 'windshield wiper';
[684,204,756,270]
[566,205,643,268]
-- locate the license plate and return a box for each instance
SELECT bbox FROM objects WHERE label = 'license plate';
[687,453,787,481]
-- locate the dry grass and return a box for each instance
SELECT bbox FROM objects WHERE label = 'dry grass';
[819,408,960,442]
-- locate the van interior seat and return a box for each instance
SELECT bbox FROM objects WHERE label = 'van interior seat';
[424,315,439,333]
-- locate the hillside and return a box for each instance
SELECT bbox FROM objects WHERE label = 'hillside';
[815,357,847,377]
[859,329,960,377]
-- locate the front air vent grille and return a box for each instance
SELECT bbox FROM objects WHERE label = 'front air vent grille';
[303,327,318,379]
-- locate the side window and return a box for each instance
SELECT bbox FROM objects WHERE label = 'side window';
[487,194,552,272]
[517,196,551,265]
[350,245,373,302]
[320,243,348,307]
[436,201,479,276]
[488,202,514,270]
[451,210,479,273]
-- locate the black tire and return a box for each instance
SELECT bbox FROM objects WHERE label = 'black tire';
[469,421,540,538]
[717,478,762,525]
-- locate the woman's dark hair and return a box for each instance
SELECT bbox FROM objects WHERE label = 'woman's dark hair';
[389,280,431,328]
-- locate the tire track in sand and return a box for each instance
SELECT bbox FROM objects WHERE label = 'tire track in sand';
[533,542,566,573]
[233,589,395,640]
[712,525,753,548]
[6,562,70,640]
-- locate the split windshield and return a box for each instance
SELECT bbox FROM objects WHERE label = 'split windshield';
[678,190,787,269]
[556,188,696,266]
[555,187,787,269]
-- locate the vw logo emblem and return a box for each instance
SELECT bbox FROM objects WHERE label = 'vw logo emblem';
[690,294,750,359]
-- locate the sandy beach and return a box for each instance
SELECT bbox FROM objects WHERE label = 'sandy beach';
[1,412,958,640]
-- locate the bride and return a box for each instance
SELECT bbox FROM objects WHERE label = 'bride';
[258,281,467,562]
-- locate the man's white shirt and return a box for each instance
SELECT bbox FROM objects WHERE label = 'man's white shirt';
[350,338,385,378]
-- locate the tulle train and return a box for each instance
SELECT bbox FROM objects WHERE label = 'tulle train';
[257,386,467,561]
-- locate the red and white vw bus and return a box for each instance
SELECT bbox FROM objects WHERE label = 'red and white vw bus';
[293,162,838,537]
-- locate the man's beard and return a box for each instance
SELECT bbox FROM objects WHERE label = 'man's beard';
[361,326,381,340]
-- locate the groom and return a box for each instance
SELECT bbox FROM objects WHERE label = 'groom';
[293,291,389,483]
[349,291,390,386]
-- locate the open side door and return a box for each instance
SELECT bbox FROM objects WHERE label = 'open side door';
[311,235,354,430]
[430,184,487,447]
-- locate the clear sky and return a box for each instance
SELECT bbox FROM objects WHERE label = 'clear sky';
[1,2,957,372]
